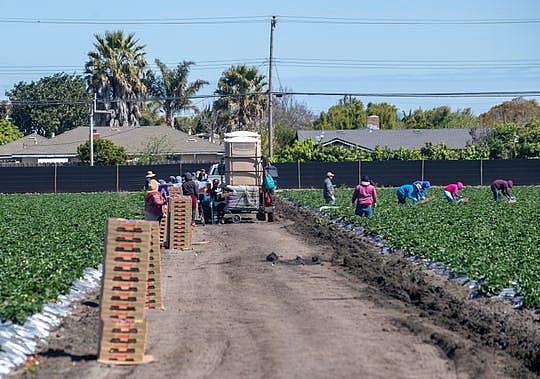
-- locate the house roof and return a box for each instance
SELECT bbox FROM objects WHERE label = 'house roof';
[0,133,48,156]
[296,128,488,151]
[0,126,224,158]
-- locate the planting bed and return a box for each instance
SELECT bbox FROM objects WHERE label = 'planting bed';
[282,186,540,307]
[0,192,142,323]
[278,190,540,374]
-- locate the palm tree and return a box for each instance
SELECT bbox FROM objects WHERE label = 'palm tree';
[213,65,267,132]
[145,59,208,128]
[85,31,147,127]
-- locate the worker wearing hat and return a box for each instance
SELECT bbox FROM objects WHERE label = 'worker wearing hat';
[490,179,515,202]
[412,180,431,200]
[443,181,464,203]
[323,172,336,205]
[144,170,156,191]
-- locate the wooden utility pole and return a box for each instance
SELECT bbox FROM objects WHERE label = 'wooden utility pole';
[267,16,277,158]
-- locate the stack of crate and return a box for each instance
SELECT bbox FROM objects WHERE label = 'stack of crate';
[167,195,192,250]
[98,218,151,364]
[145,221,163,310]
[160,186,182,248]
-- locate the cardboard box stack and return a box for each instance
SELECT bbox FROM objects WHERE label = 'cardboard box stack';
[98,218,152,364]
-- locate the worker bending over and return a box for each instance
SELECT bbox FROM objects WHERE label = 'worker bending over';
[443,182,464,203]
[396,183,422,204]
[490,179,515,202]
[412,180,431,200]
[352,176,377,218]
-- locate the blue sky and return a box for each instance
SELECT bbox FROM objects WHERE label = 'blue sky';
[1,0,539,116]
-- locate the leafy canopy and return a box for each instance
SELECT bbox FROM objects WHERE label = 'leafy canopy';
[145,59,208,127]
[85,30,147,127]
[77,138,128,164]
[6,73,90,137]
[0,119,23,145]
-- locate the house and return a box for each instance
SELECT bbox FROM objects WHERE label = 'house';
[296,128,488,151]
[0,126,224,164]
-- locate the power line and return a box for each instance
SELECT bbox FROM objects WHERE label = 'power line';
[278,16,540,25]
[4,90,540,106]
[0,16,270,25]
[1,15,539,25]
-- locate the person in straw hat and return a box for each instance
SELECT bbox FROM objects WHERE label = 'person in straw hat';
[144,170,156,191]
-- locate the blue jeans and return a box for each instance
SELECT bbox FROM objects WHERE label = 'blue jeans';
[355,204,373,218]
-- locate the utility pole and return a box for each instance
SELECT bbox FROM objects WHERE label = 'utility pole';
[267,15,276,159]
[90,94,113,166]
[90,94,96,166]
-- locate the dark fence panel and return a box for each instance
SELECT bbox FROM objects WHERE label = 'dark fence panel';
[483,159,540,185]
[274,162,298,189]
[361,160,422,187]
[1,166,55,193]
[424,160,481,186]
[57,166,116,192]
[299,161,359,188]
[119,164,180,192]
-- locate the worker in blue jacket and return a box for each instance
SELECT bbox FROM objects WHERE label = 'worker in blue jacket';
[396,183,422,204]
[412,180,431,200]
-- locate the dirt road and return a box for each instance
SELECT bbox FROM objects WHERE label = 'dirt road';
[13,219,533,379]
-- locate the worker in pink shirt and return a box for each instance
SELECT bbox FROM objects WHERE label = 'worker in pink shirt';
[443,182,464,203]
[351,176,377,218]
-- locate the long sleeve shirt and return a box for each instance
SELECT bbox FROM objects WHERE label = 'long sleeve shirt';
[443,184,460,197]
[323,178,335,198]
[181,180,198,196]
[352,183,377,206]
[491,180,512,196]
[144,191,165,216]
[397,184,419,202]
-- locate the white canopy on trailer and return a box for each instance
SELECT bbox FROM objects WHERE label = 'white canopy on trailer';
[224,131,260,139]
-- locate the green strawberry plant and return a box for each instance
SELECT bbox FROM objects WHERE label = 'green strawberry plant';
[282,186,540,307]
[0,192,143,323]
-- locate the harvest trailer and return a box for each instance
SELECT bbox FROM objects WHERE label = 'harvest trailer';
[218,131,274,223]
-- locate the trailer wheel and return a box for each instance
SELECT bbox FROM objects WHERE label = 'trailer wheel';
[232,214,241,224]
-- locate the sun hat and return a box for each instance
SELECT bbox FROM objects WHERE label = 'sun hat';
[145,171,156,178]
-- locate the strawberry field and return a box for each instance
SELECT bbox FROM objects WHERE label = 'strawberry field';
[282,186,540,307]
[0,192,142,323]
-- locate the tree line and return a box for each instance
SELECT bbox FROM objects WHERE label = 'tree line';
[0,30,539,161]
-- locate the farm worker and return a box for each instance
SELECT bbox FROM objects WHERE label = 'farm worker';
[490,179,514,202]
[351,176,377,218]
[396,183,421,204]
[443,182,464,203]
[412,180,431,200]
[323,172,336,205]
[158,179,174,200]
[144,179,166,221]
[144,170,156,191]
[262,168,277,206]
[173,175,183,187]
[198,168,208,182]
[210,179,227,224]
[181,172,198,226]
